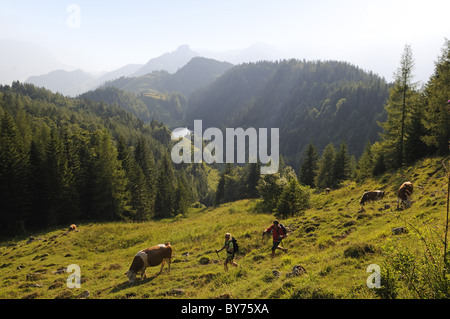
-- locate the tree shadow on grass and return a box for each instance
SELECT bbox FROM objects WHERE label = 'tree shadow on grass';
[110,273,160,293]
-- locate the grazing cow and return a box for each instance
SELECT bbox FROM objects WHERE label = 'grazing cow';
[359,190,385,206]
[325,188,331,194]
[125,242,172,283]
[397,182,413,209]
[68,224,77,232]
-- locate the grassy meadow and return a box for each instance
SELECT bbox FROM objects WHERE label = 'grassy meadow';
[0,157,449,299]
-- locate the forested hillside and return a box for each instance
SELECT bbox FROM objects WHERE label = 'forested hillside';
[92,57,233,127]
[187,59,390,164]
[102,57,233,98]
[0,83,216,236]
[1,40,449,244]
[79,87,188,127]
[203,40,450,211]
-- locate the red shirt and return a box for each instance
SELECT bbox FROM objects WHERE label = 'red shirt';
[266,225,285,241]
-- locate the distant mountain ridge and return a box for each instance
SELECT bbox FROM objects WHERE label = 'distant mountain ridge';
[25,69,97,97]
[24,45,230,97]
[0,39,69,85]
[96,64,144,84]
[79,57,234,127]
[131,44,200,76]
[102,56,234,97]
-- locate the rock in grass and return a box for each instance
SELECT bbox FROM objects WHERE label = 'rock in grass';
[392,227,407,235]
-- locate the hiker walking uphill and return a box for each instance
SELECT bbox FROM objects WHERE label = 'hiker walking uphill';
[215,233,238,271]
[264,220,288,258]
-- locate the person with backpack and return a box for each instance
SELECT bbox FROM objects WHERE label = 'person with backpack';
[215,233,238,271]
[263,220,288,258]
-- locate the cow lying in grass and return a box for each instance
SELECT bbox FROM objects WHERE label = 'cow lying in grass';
[125,243,172,283]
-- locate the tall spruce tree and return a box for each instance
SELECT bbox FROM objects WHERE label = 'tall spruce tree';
[315,143,336,189]
[423,39,450,156]
[299,142,318,188]
[154,152,176,219]
[27,140,46,229]
[0,112,27,234]
[174,173,191,217]
[379,44,418,168]
[245,162,261,198]
[276,178,310,218]
[91,129,130,221]
[404,93,430,163]
[214,163,233,206]
[333,141,352,187]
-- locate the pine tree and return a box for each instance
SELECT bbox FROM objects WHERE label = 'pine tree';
[174,173,191,217]
[134,136,156,184]
[372,153,387,176]
[0,112,27,234]
[423,39,450,155]
[333,141,352,187]
[117,137,153,221]
[154,153,176,219]
[256,172,287,213]
[26,140,46,229]
[245,162,261,198]
[214,163,233,206]
[379,44,418,168]
[43,131,71,226]
[356,141,374,182]
[404,94,430,163]
[299,142,318,188]
[276,178,310,218]
[91,130,130,221]
[223,166,245,203]
[315,143,336,189]
[62,131,81,222]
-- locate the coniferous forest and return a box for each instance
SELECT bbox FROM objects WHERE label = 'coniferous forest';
[1,40,449,238]
[0,83,213,236]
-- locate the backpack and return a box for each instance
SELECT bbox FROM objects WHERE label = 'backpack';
[227,236,239,254]
[279,224,288,236]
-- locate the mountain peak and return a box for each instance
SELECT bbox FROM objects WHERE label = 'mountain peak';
[176,44,191,51]
[132,45,199,76]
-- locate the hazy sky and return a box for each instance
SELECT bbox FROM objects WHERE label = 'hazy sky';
[1,0,449,83]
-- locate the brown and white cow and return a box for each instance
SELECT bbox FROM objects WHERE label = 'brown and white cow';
[68,224,77,232]
[359,190,385,206]
[397,182,413,209]
[125,242,172,283]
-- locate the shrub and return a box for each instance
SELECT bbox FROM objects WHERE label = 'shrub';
[276,179,311,218]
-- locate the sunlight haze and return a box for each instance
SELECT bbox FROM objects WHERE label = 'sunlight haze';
[0,0,448,83]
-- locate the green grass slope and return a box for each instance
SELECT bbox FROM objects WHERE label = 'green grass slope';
[1,157,448,299]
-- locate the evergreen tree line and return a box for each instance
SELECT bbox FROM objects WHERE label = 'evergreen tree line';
[357,40,450,178]
[80,86,188,127]
[0,83,212,236]
[298,141,354,189]
[297,40,450,185]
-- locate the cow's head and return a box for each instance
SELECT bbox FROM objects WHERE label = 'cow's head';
[125,270,137,283]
